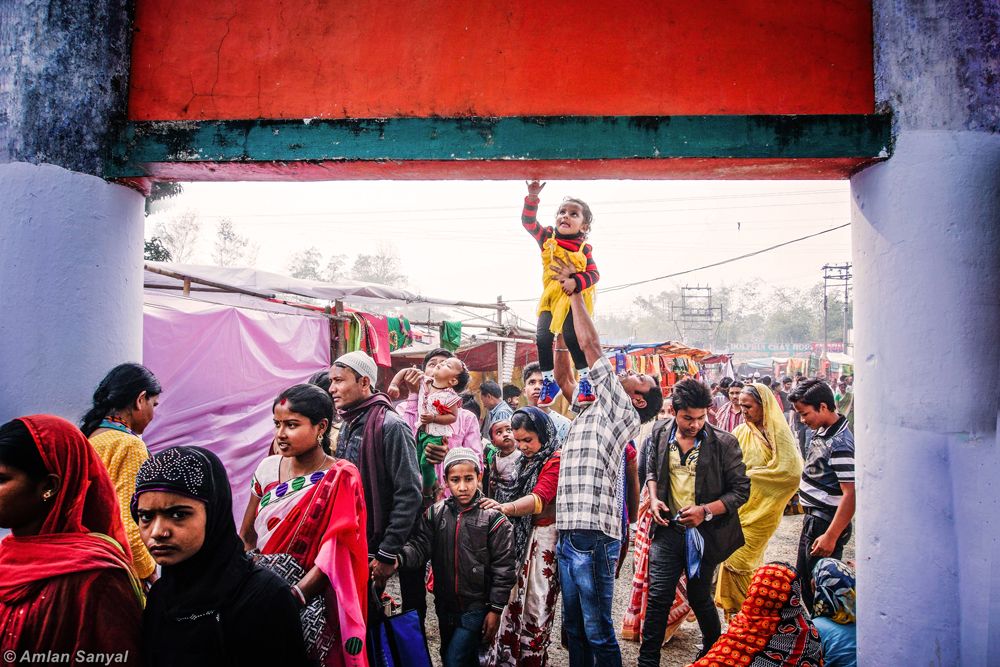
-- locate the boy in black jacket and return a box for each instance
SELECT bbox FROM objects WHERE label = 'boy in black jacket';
[398,447,516,667]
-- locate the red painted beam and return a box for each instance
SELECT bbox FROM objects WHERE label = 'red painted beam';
[129,0,874,121]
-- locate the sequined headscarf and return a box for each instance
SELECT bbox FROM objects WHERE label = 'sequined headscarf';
[132,446,252,617]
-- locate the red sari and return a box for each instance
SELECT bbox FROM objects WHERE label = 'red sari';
[0,415,142,662]
[261,459,370,667]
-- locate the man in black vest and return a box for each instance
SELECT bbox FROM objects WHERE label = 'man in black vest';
[638,379,750,665]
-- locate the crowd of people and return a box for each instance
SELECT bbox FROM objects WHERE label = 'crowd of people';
[0,182,857,667]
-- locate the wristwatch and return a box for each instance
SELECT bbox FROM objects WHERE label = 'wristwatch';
[702,505,714,522]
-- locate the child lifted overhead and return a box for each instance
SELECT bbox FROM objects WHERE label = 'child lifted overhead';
[521,180,600,406]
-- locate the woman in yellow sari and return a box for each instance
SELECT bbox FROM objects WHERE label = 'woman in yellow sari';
[715,383,803,618]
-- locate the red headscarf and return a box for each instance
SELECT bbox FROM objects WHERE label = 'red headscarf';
[688,563,823,667]
[0,414,135,603]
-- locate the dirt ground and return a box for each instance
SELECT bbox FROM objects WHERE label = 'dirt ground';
[413,514,855,666]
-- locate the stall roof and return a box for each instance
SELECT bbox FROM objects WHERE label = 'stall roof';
[826,352,854,365]
[612,341,714,361]
[144,262,502,309]
[392,338,537,373]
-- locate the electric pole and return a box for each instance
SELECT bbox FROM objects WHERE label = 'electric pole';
[821,263,852,356]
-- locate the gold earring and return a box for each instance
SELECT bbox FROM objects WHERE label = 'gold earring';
[317,432,323,444]
[43,490,53,500]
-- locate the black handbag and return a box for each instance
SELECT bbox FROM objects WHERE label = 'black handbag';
[258,552,336,662]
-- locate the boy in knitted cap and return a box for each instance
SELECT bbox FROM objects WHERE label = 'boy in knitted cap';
[397,447,515,667]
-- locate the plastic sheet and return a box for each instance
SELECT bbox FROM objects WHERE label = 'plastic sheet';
[142,293,331,518]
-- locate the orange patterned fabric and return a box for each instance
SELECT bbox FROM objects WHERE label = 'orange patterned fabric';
[687,563,822,667]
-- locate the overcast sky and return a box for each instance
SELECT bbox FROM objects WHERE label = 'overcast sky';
[146,179,851,332]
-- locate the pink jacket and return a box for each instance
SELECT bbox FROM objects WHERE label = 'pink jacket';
[397,396,483,494]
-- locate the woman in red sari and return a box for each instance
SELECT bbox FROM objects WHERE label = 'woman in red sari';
[0,415,142,662]
[239,384,370,667]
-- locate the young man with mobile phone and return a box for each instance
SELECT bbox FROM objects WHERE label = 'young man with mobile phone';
[639,379,750,666]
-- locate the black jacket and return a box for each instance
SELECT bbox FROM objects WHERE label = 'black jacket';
[399,491,516,614]
[144,565,309,667]
[336,408,422,563]
[643,418,751,563]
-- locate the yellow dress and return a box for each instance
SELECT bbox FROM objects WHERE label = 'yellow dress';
[89,429,157,579]
[715,383,803,617]
[538,237,595,334]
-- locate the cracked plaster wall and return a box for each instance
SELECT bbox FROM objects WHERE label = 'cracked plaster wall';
[0,0,133,175]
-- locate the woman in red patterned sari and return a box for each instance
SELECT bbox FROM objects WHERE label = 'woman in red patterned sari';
[240,384,370,667]
[0,415,142,662]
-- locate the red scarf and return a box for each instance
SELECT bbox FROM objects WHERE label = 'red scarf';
[0,415,135,601]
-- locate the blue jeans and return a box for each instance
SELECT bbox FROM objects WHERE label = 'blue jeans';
[438,608,488,667]
[558,529,623,667]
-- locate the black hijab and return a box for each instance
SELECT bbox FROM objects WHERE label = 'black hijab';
[132,446,252,616]
[497,407,561,564]
[134,446,309,667]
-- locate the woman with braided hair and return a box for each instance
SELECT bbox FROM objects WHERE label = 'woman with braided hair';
[81,362,162,586]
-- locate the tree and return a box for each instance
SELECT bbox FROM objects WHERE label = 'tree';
[144,181,183,216]
[143,237,172,261]
[287,248,349,282]
[212,219,251,267]
[154,210,201,263]
[351,245,405,286]
[595,281,850,350]
[288,246,324,280]
[325,253,348,282]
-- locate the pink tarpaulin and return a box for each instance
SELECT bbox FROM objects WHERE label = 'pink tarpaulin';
[142,293,331,516]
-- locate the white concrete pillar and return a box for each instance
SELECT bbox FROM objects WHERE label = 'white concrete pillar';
[851,130,1000,664]
[853,1,1000,660]
[0,162,145,423]
[1,0,139,424]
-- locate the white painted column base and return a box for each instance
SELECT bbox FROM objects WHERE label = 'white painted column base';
[0,162,144,423]
[851,130,1000,665]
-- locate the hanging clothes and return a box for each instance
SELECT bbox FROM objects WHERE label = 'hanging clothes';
[439,321,462,352]
[348,314,366,353]
[386,317,413,351]
[358,313,391,367]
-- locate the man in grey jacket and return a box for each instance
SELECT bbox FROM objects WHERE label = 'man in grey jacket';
[329,351,423,622]
[639,378,750,666]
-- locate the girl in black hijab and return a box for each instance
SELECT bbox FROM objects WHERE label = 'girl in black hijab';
[132,446,310,666]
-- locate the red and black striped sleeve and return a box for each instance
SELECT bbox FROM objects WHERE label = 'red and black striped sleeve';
[572,243,601,292]
[522,195,551,249]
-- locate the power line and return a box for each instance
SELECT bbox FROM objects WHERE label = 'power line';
[167,199,846,225]
[505,223,850,301]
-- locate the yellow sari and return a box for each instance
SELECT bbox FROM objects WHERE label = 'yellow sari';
[537,237,595,333]
[715,383,803,616]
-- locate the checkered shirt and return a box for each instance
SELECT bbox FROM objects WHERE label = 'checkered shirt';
[556,355,640,539]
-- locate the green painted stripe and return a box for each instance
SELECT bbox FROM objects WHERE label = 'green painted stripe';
[108,114,891,178]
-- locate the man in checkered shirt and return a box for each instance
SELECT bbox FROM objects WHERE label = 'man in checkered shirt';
[552,289,664,667]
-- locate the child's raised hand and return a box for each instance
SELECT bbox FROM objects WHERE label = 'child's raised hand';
[526,180,546,196]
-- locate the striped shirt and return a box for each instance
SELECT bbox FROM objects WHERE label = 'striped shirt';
[556,355,640,539]
[522,195,600,291]
[799,416,855,518]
